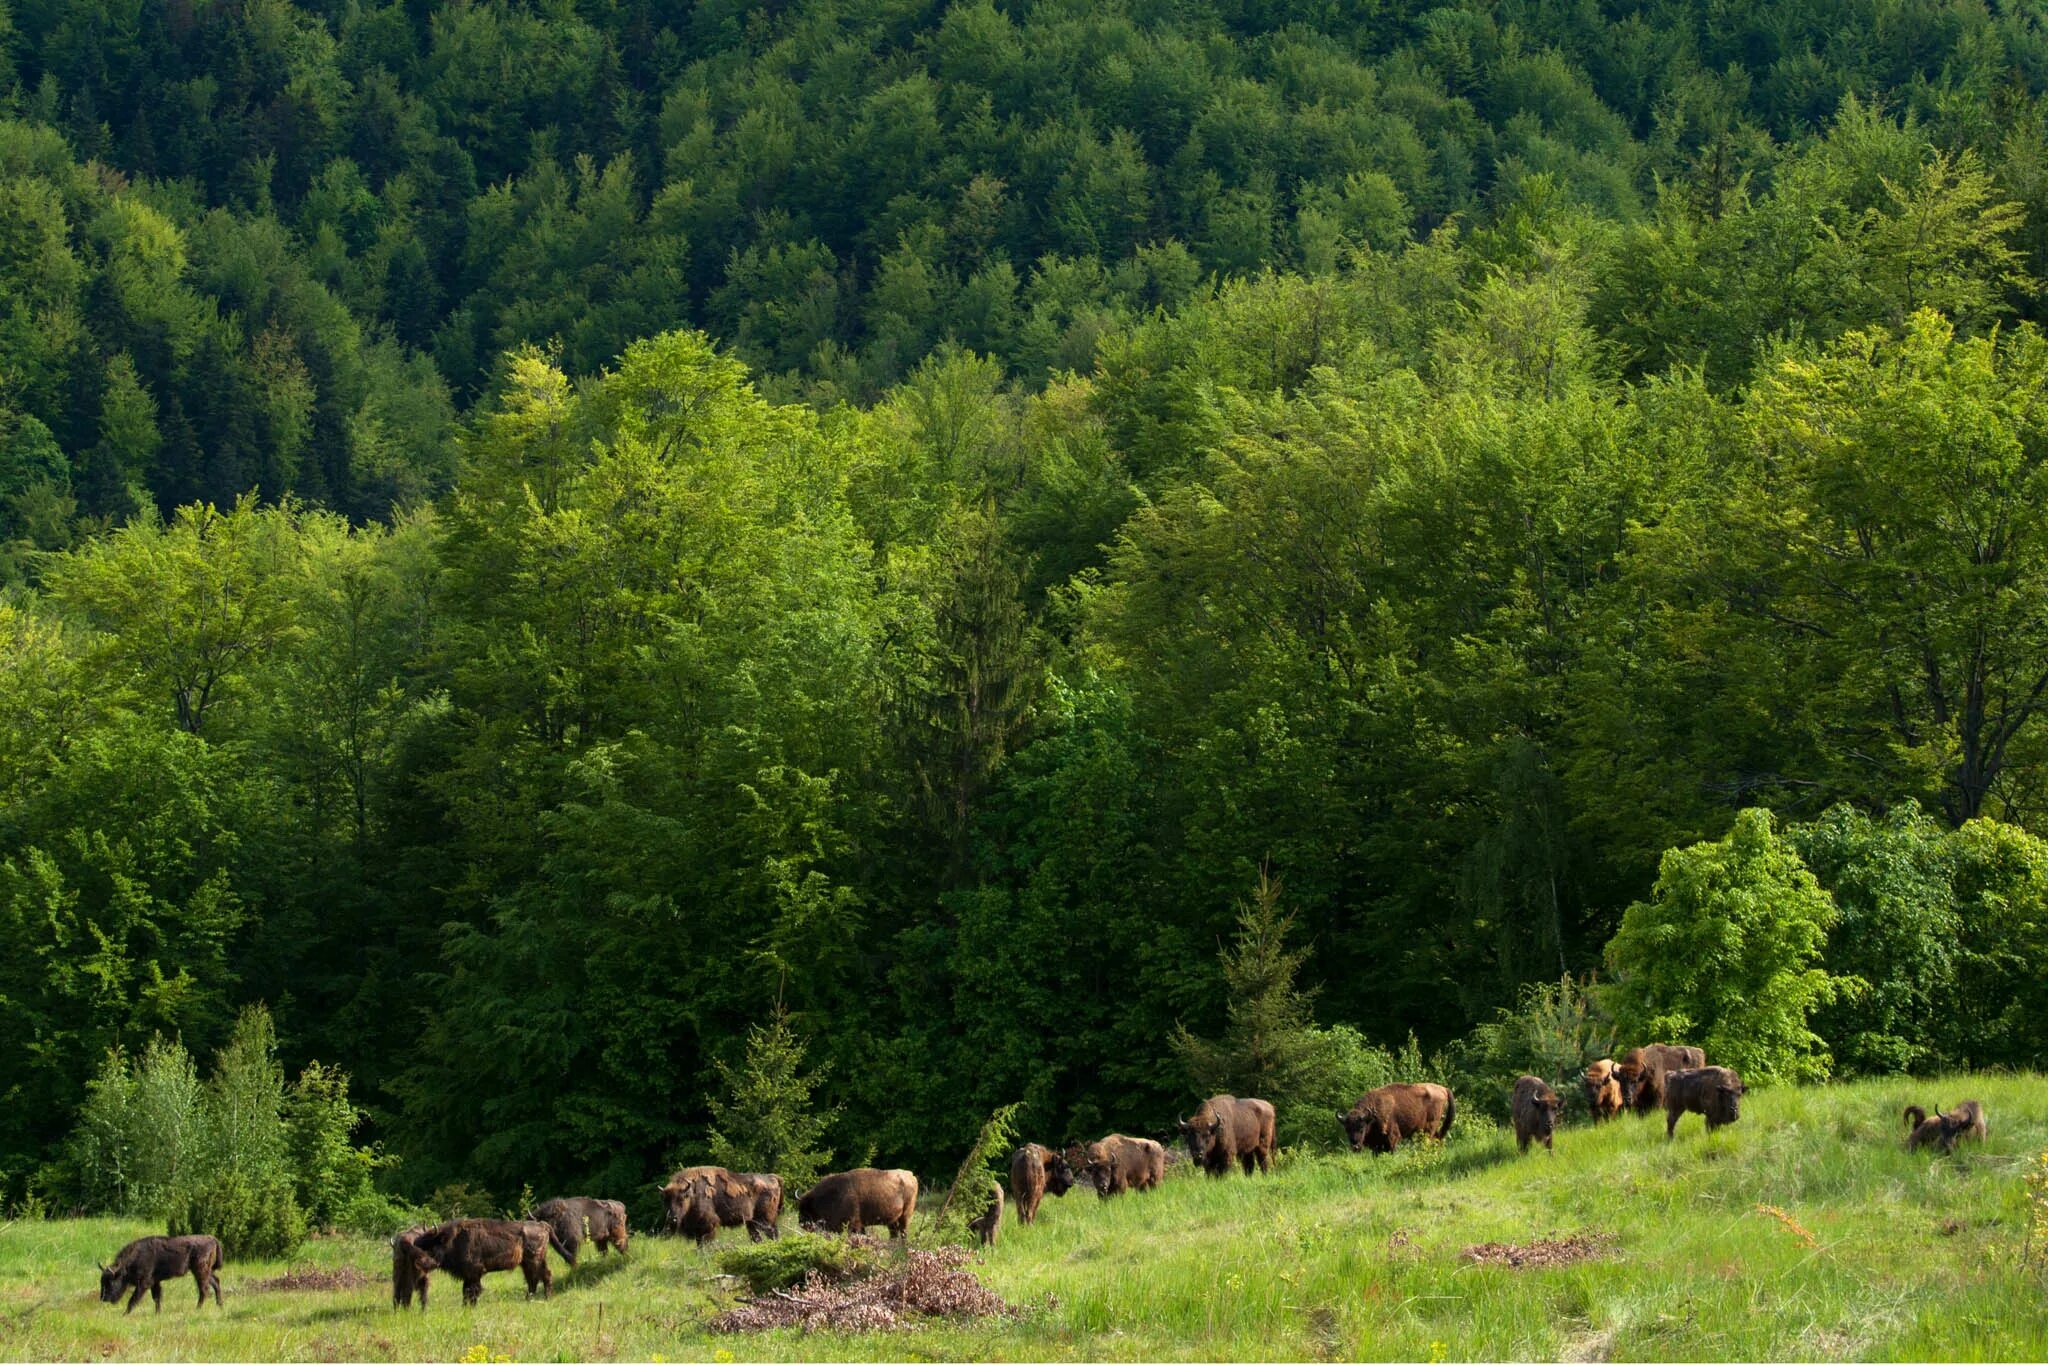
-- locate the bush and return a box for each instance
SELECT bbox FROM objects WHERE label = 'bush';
[66,1037,202,1216]
[335,1188,431,1237]
[170,1169,309,1260]
[285,1060,388,1231]
[716,1234,883,1293]
[427,1181,498,1219]
[1440,976,1614,1122]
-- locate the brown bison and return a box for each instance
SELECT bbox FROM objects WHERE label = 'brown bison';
[1511,1076,1563,1154]
[967,1180,1004,1246]
[99,1234,223,1314]
[1614,1044,1706,1115]
[1662,1066,1744,1138]
[797,1168,919,1238]
[1008,1143,1075,1224]
[1178,1095,1277,1176]
[1341,1083,1454,1153]
[1904,1101,1988,1154]
[393,1218,553,1307]
[532,1196,628,1266]
[1065,1135,1167,1196]
[1582,1059,1624,1122]
[661,1167,783,1245]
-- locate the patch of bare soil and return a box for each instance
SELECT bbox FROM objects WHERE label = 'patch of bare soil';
[249,1264,376,1292]
[1459,1231,1617,1269]
[710,1245,1018,1333]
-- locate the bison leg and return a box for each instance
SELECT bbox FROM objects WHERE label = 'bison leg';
[462,1276,482,1307]
[124,1282,145,1315]
[1665,1110,1680,1140]
[193,1267,209,1308]
[210,1266,223,1308]
[150,1280,163,1313]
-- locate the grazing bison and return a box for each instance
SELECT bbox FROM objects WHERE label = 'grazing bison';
[391,1219,552,1308]
[532,1196,628,1266]
[1904,1101,1988,1154]
[1008,1143,1074,1224]
[1512,1076,1563,1154]
[1662,1066,1744,1138]
[99,1234,223,1315]
[1065,1135,1167,1196]
[1582,1059,1624,1122]
[661,1167,783,1245]
[1178,1095,1277,1177]
[1614,1045,1705,1115]
[797,1168,919,1238]
[967,1181,1004,1246]
[1341,1083,1455,1154]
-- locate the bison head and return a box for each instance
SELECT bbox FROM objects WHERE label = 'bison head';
[1612,1063,1644,1108]
[98,1262,120,1304]
[1179,1112,1223,1165]
[1340,1105,1379,1153]
[1045,1153,1076,1197]
[1528,1093,1562,1140]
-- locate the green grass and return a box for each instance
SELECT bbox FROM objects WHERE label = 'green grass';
[6,1074,2047,1361]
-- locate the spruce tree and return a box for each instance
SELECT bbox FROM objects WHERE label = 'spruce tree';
[704,1001,838,1188]
[1171,868,1332,1105]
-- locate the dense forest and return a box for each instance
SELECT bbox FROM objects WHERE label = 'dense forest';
[6,0,2048,1213]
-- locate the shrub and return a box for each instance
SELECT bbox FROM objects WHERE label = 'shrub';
[170,1168,309,1260]
[285,1060,388,1231]
[1440,975,1614,1122]
[427,1181,498,1219]
[66,1037,202,1216]
[716,1233,883,1293]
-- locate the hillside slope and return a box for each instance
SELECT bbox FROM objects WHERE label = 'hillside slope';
[4,1074,2044,1361]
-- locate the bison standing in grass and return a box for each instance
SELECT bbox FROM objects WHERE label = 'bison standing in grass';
[1065,1136,1167,1196]
[967,1181,1004,1246]
[1341,1083,1454,1153]
[99,1234,223,1315]
[392,1219,553,1307]
[1008,1143,1074,1224]
[662,1167,783,1245]
[1511,1076,1563,1154]
[1178,1095,1277,1176]
[1582,1059,1624,1122]
[1614,1044,1705,1116]
[797,1168,919,1238]
[532,1196,628,1266]
[1904,1100,1988,1154]
[1663,1066,1744,1138]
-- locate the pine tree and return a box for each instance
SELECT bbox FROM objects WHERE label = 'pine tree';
[1171,868,1332,1104]
[704,1001,838,1188]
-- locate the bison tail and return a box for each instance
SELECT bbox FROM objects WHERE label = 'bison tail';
[1902,1105,1926,1131]
[1439,1092,1456,1140]
[546,1228,570,1262]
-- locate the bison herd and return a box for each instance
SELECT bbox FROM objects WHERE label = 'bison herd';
[94,1060,1994,1314]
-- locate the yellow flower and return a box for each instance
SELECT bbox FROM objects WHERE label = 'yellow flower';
[713,1351,736,1364]
[1429,1340,1448,1363]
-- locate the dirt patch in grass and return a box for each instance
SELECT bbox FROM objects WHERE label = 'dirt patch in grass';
[1460,1232,1617,1269]
[710,1245,1018,1333]
[248,1264,377,1293]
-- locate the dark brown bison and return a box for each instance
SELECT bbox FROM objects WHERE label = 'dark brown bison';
[99,1234,223,1314]
[1008,1143,1074,1224]
[532,1196,627,1266]
[1341,1083,1454,1153]
[1582,1059,1623,1122]
[796,1168,919,1238]
[1614,1045,1706,1115]
[392,1219,553,1307]
[1511,1076,1563,1154]
[1662,1066,1744,1138]
[1904,1101,1988,1154]
[1064,1135,1167,1196]
[661,1167,783,1246]
[967,1181,1004,1246]
[1178,1095,1277,1176]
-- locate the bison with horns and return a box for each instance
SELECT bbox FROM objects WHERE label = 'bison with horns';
[1178,1095,1277,1177]
[1064,1135,1167,1196]
[1008,1143,1075,1224]
[661,1167,783,1246]
[99,1234,223,1315]
[1662,1065,1745,1138]
[1614,1044,1705,1116]
[1340,1083,1454,1154]
[391,1218,554,1308]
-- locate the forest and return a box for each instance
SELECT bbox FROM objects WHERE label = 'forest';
[5,0,2048,1221]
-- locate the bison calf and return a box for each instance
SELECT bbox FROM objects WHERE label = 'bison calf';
[99,1235,223,1315]
[967,1181,1004,1246]
[797,1168,919,1238]
[1064,1135,1166,1196]
[1008,1143,1074,1224]
[1582,1059,1623,1123]
[1662,1066,1744,1138]
[1614,1044,1705,1116]
[532,1196,628,1266]
[1341,1083,1454,1154]
[1178,1095,1277,1177]
[1511,1076,1563,1154]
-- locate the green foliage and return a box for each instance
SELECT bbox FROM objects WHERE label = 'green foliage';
[283,1061,387,1233]
[704,1002,839,1191]
[714,1234,883,1295]
[167,1168,308,1262]
[934,1102,1022,1239]
[1440,977,1615,1122]
[66,1039,202,1218]
[1604,810,1847,1083]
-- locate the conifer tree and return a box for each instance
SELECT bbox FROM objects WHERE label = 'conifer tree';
[704,1000,838,1188]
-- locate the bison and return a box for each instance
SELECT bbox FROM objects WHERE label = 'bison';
[1904,1101,1988,1154]
[1341,1083,1454,1154]
[1008,1143,1074,1224]
[661,1167,783,1246]
[392,1218,553,1308]
[532,1196,627,1266]
[1614,1044,1705,1115]
[797,1168,919,1238]
[967,1181,1004,1246]
[1178,1095,1277,1177]
[1065,1135,1167,1196]
[99,1234,223,1315]
[1662,1065,1744,1138]
[1511,1075,1563,1154]
[1582,1059,1623,1122]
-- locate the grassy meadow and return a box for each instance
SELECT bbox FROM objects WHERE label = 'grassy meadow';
[4,1074,2045,1362]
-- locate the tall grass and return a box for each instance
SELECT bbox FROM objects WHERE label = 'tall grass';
[4,1074,2045,1360]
